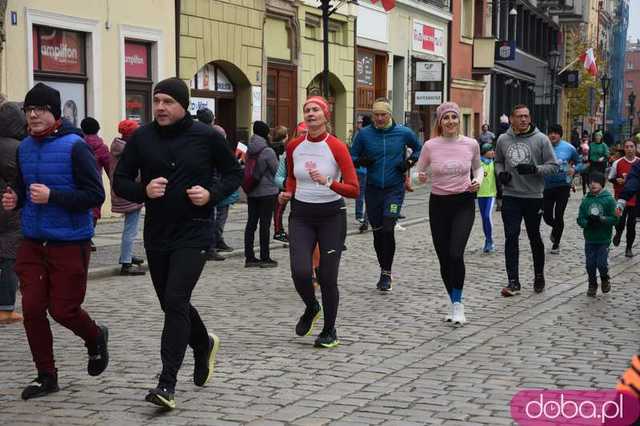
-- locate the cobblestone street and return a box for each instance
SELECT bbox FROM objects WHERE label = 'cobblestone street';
[1,188,638,425]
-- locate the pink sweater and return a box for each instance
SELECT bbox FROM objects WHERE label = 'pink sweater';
[417,135,482,195]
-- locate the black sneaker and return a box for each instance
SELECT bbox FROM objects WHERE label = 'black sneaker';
[205,249,225,261]
[612,232,622,247]
[601,275,611,294]
[295,302,322,337]
[21,372,59,400]
[501,280,521,297]
[87,324,109,376]
[90,240,97,252]
[377,273,392,292]
[131,256,145,265]
[273,231,289,243]
[145,386,176,410]
[120,263,146,276]
[216,241,233,253]
[314,328,339,348]
[587,279,598,297]
[245,258,261,268]
[533,274,545,293]
[194,333,220,387]
[260,258,278,268]
[625,248,634,258]
[358,222,368,233]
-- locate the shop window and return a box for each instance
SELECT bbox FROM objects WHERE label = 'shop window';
[32,25,87,128]
[356,49,388,113]
[124,41,152,124]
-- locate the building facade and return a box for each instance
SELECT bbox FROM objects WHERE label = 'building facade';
[624,40,640,134]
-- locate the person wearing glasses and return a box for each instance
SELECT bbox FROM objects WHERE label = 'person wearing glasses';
[1,83,109,400]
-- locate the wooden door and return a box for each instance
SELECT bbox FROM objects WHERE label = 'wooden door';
[267,64,297,134]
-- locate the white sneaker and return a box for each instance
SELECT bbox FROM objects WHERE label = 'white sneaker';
[444,301,453,322]
[395,223,405,231]
[452,302,466,326]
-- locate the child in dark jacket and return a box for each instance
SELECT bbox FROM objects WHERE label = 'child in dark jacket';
[576,172,620,297]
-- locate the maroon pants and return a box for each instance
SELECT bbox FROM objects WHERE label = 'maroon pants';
[274,198,287,234]
[15,240,99,375]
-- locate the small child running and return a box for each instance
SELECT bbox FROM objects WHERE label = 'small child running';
[576,172,620,297]
[477,143,497,253]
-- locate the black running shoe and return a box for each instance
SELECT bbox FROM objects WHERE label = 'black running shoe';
[533,274,545,293]
[377,273,392,292]
[145,386,176,410]
[295,302,322,337]
[314,328,339,348]
[587,279,598,297]
[87,324,109,376]
[194,333,220,386]
[601,275,611,294]
[21,372,59,400]
[501,280,521,297]
[216,241,233,253]
[273,231,289,243]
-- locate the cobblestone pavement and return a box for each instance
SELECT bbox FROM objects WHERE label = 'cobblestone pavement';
[1,188,638,425]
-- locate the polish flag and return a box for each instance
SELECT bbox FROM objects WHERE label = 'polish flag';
[579,48,598,77]
[370,0,395,11]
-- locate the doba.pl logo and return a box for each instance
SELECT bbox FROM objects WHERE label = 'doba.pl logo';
[511,389,640,425]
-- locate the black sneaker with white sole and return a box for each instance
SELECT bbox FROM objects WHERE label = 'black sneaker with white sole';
[501,280,521,297]
[194,333,220,386]
[145,386,176,409]
[87,324,109,376]
[21,372,59,400]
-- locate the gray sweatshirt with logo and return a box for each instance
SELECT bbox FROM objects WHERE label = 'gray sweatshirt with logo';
[495,126,559,199]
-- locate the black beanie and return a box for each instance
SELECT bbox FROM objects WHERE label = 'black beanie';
[153,77,190,112]
[589,171,605,187]
[196,107,214,124]
[253,121,270,140]
[24,82,61,119]
[81,117,100,135]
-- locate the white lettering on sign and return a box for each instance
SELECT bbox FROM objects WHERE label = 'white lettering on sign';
[41,44,78,63]
[125,54,145,65]
[415,91,442,106]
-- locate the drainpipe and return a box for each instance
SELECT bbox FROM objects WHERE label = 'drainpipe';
[175,0,181,77]
[446,0,452,101]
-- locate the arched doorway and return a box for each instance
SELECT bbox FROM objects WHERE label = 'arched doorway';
[189,60,252,143]
[306,72,347,140]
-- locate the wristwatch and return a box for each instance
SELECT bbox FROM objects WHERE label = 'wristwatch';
[324,176,333,187]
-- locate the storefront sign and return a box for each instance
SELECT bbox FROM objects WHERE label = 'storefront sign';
[412,20,445,57]
[416,61,442,82]
[252,86,262,121]
[357,52,374,86]
[415,91,442,106]
[188,97,216,116]
[216,69,233,92]
[35,27,84,74]
[495,40,516,61]
[35,80,85,127]
[124,42,149,79]
[196,64,234,92]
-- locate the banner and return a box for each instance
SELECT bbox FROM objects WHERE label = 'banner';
[125,42,149,79]
[412,20,445,57]
[36,27,83,74]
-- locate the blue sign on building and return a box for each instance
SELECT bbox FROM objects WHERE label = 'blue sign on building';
[495,41,516,61]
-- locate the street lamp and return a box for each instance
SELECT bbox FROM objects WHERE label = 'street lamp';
[629,91,636,138]
[548,50,560,128]
[601,73,610,132]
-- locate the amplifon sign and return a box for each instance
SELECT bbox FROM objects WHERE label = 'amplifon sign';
[124,42,149,78]
[34,27,83,74]
[412,20,445,57]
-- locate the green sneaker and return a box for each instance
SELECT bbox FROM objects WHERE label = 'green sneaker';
[145,386,176,410]
[314,328,339,348]
[295,302,322,337]
[194,333,220,386]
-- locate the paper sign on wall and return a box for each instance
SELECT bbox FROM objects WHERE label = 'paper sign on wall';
[415,91,442,106]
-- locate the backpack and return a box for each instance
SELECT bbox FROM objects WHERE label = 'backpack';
[241,147,265,193]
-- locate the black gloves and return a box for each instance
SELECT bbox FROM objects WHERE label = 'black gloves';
[498,171,512,185]
[587,214,603,226]
[515,163,538,175]
[356,155,374,168]
[397,158,417,173]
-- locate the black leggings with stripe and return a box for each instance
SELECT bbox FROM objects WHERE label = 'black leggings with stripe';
[288,198,347,333]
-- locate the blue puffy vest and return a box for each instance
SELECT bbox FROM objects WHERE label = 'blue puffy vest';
[19,134,94,241]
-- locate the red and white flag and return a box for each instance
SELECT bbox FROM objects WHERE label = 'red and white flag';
[579,48,598,77]
[370,0,395,11]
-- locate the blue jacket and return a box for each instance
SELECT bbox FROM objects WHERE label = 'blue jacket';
[544,140,584,189]
[16,120,105,241]
[350,123,421,189]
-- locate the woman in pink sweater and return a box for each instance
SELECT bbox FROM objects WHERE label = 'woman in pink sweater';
[416,102,483,326]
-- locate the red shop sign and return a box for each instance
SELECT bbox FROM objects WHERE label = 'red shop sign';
[125,42,149,78]
[36,27,83,74]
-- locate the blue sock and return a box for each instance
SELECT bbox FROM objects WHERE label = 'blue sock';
[451,288,462,303]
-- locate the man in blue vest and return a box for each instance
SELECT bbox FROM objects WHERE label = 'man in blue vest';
[1,83,108,400]
[350,99,421,291]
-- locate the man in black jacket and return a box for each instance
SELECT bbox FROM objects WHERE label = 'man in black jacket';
[114,78,242,409]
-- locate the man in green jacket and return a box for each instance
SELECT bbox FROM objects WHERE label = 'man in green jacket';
[576,171,619,297]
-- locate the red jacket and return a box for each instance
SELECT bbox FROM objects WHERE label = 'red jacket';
[84,134,110,220]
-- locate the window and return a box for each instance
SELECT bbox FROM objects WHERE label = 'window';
[461,0,473,39]
[628,63,634,70]
[32,25,87,128]
[627,80,634,89]
[124,41,152,124]
[463,114,471,136]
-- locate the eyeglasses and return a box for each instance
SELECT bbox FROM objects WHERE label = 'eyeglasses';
[23,105,52,115]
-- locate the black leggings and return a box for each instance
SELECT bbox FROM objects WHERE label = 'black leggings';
[372,217,396,273]
[543,186,571,245]
[289,199,346,332]
[146,248,210,391]
[429,193,475,294]
[615,206,637,249]
[245,195,277,260]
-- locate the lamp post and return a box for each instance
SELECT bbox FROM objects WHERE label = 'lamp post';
[629,91,636,138]
[601,73,610,132]
[548,50,560,129]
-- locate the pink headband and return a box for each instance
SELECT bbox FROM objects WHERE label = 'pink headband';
[303,96,331,120]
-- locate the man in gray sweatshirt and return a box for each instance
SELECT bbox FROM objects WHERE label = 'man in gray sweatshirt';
[495,104,559,297]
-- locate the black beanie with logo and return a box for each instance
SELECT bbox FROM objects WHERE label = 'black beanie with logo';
[153,77,190,112]
[23,83,61,119]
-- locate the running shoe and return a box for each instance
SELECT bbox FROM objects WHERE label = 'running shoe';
[193,333,220,386]
[377,273,392,292]
[359,222,369,233]
[625,248,634,258]
[273,231,289,243]
[314,328,339,348]
[601,275,611,294]
[87,324,109,376]
[21,372,59,400]
[612,232,622,247]
[533,274,546,293]
[295,302,322,337]
[443,301,453,322]
[587,279,598,297]
[452,302,466,326]
[145,386,176,409]
[501,280,521,297]
[549,244,560,255]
